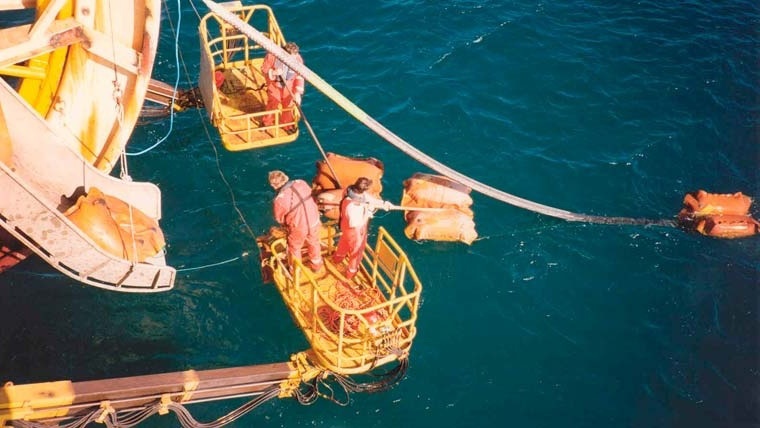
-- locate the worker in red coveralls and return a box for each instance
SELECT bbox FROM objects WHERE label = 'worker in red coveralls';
[261,42,304,132]
[331,177,391,280]
[268,170,323,272]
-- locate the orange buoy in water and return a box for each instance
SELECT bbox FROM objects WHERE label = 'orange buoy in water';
[313,153,385,219]
[679,190,751,217]
[313,152,384,194]
[694,215,760,239]
[677,190,759,238]
[400,173,477,245]
[315,188,345,220]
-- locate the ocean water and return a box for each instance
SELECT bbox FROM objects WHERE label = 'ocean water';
[1,1,758,427]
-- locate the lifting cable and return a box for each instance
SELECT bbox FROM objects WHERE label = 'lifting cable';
[278,76,343,188]
[121,0,259,273]
[201,0,676,229]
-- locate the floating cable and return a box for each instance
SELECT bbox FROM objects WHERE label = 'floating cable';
[201,0,675,228]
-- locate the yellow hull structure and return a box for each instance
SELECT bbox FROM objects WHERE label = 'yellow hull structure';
[13,0,73,123]
[258,226,423,375]
[0,0,160,172]
[0,362,298,426]
[0,0,175,290]
[199,3,300,151]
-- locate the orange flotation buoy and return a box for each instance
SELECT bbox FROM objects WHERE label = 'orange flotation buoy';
[694,214,760,239]
[677,190,759,238]
[315,188,345,220]
[64,187,166,261]
[400,173,477,245]
[313,152,384,194]
[313,152,385,219]
[679,190,752,217]
[404,209,478,245]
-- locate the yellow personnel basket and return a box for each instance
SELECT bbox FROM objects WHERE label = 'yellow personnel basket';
[198,3,300,151]
[258,225,423,375]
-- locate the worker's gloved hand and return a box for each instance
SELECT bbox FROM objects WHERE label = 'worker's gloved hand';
[294,93,302,105]
[382,200,392,211]
[268,69,282,81]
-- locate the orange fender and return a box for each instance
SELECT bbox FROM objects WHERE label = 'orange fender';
[404,209,478,245]
[312,152,384,195]
[102,192,166,258]
[400,173,477,244]
[64,187,165,261]
[401,173,474,216]
[695,215,759,239]
[315,188,345,220]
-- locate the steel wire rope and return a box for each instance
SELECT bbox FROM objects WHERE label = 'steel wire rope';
[277,76,343,188]
[101,0,143,265]
[293,376,320,405]
[10,408,101,428]
[307,373,352,407]
[175,253,248,272]
[201,0,676,229]
[10,386,281,428]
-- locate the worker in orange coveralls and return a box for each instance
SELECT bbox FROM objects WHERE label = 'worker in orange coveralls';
[331,177,391,279]
[269,170,323,272]
[261,42,304,132]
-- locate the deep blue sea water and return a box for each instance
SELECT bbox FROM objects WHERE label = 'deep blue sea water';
[1,1,758,427]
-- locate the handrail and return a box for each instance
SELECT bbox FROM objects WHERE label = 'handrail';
[198,3,299,150]
[264,226,421,374]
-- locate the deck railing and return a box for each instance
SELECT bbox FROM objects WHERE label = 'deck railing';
[264,226,422,374]
[199,4,297,149]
